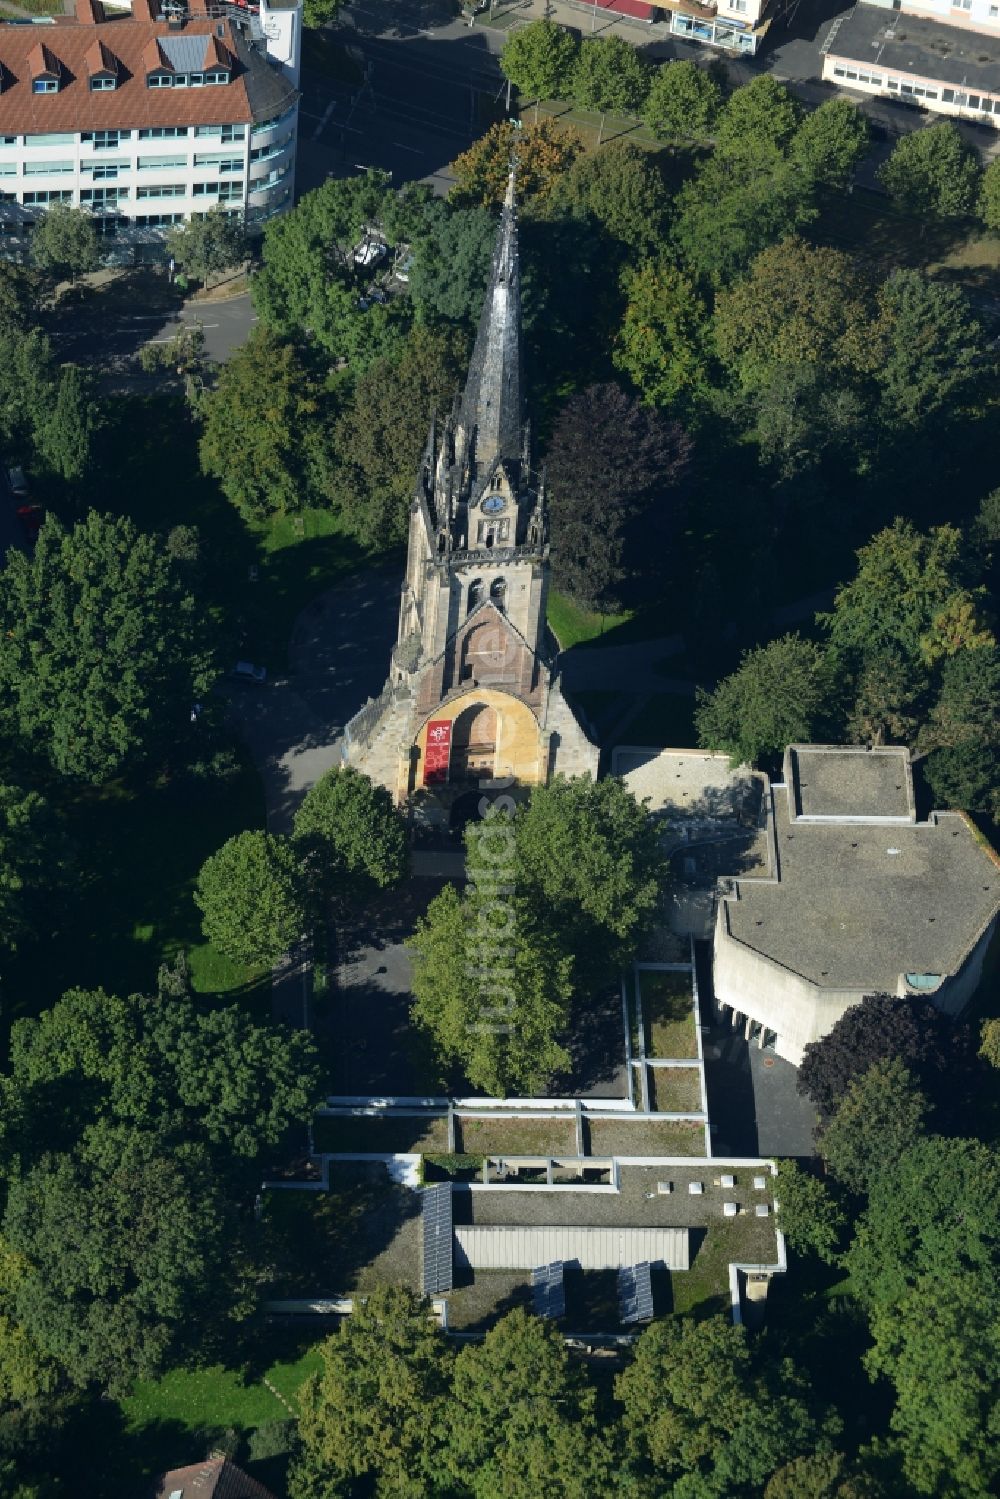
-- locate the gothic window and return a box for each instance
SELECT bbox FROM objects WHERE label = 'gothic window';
[490,578,507,613]
[467,579,484,614]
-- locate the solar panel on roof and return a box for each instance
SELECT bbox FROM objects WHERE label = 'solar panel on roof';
[421,1183,453,1295]
[531,1261,565,1320]
[618,1262,654,1324]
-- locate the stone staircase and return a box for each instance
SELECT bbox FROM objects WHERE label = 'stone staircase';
[544,679,600,780]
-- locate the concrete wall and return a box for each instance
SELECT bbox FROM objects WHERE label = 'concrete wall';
[822,52,1000,126]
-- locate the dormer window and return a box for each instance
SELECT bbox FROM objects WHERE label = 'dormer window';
[205,70,229,84]
[86,40,119,92]
[28,42,62,95]
[148,71,173,88]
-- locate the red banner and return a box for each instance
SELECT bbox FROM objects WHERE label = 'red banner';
[423,719,452,786]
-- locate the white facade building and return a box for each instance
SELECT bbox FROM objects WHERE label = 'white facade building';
[0,0,300,253]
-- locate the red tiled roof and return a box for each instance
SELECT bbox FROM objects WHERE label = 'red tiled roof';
[84,37,119,74]
[151,1456,279,1499]
[202,33,234,71]
[0,13,257,132]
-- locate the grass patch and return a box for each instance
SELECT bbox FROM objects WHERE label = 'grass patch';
[457,1116,577,1156]
[673,1215,780,1318]
[536,97,660,153]
[640,969,697,1059]
[808,185,971,277]
[547,591,629,650]
[122,1342,322,1434]
[312,1113,449,1154]
[586,1117,704,1155]
[649,1067,702,1114]
[624,693,697,750]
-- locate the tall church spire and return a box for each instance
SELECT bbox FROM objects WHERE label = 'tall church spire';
[459,163,523,476]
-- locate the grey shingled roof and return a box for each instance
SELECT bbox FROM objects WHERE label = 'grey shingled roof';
[460,170,523,473]
[726,787,999,990]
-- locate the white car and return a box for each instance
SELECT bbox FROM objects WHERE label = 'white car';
[353,237,387,269]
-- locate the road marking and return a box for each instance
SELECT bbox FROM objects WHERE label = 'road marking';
[392,141,423,154]
[313,100,337,140]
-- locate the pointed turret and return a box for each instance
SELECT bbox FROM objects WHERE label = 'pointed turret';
[459,164,523,478]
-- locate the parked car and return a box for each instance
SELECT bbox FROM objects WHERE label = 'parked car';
[353,236,388,270]
[16,504,42,543]
[394,253,415,284]
[6,463,29,500]
[231,660,267,684]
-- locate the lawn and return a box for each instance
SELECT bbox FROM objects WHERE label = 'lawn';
[672,1214,779,1317]
[809,185,979,279]
[649,1066,703,1115]
[312,1112,450,1154]
[457,1115,578,1156]
[640,969,698,1059]
[586,1117,704,1155]
[123,1342,322,1433]
[547,591,627,650]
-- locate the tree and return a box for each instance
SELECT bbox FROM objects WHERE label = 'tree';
[35,364,100,489]
[540,141,670,257]
[695,634,834,769]
[0,326,57,454]
[715,75,803,157]
[876,270,981,429]
[614,262,712,417]
[878,123,980,219]
[642,59,721,142]
[765,1452,884,1499]
[166,208,246,284]
[290,1286,451,1499]
[408,203,496,324]
[673,145,818,287]
[980,1017,1000,1069]
[774,1161,846,1263]
[449,118,585,209]
[823,521,992,696]
[979,156,1000,230]
[713,238,877,392]
[846,1134,1000,1312]
[409,882,574,1097]
[0,264,39,333]
[499,19,579,115]
[292,766,409,907]
[29,205,101,285]
[199,327,333,519]
[491,775,668,973]
[195,831,306,967]
[0,782,67,953]
[750,361,868,481]
[302,0,342,25]
[0,511,215,782]
[617,1314,836,1492]
[819,1059,928,1194]
[922,644,1000,816]
[333,324,466,549]
[543,382,692,610]
[444,1309,614,1497]
[790,98,870,190]
[865,1271,1000,1499]
[572,35,650,140]
[797,994,975,1121]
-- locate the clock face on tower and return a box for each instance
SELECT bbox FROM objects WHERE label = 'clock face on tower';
[482,495,506,515]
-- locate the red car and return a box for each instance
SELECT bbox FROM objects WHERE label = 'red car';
[17,504,43,543]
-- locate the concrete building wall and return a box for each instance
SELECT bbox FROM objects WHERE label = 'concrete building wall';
[822,52,1000,125]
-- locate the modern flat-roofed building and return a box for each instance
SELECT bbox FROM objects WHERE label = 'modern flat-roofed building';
[0,0,300,256]
[822,2,1000,126]
[714,744,1000,1066]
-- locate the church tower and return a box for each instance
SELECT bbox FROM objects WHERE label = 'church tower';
[343,169,598,808]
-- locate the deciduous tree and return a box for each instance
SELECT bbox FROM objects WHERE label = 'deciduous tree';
[921,644,1000,816]
[293,766,409,907]
[979,156,1000,229]
[572,35,650,138]
[408,203,496,324]
[878,122,980,220]
[790,98,870,190]
[818,1059,928,1194]
[166,208,246,284]
[0,511,215,782]
[540,140,670,257]
[445,1308,614,1497]
[199,327,333,519]
[29,205,101,285]
[195,830,306,967]
[333,324,466,549]
[614,261,712,417]
[499,19,579,114]
[449,118,585,208]
[0,782,67,953]
[543,382,692,610]
[291,1286,451,1499]
[715,75,803,157]
[695,633,834,769]
[774,1161,847,1263]
[642,58,721,141]
[673,145,818,287]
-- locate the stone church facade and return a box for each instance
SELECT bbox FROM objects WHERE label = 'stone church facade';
[342,172,598,810]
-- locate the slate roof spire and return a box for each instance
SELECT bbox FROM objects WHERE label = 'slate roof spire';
[459,160,523,476]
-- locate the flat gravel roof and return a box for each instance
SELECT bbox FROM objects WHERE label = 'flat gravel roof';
[827,3,1000,93]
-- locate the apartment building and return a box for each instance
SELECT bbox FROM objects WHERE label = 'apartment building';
[822,0,1000,126]
[0,0,300,253]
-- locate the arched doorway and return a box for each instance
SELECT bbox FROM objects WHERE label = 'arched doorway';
[451,702,497,782]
